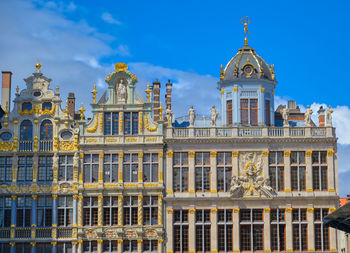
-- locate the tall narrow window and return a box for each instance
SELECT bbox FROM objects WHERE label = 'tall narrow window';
[196,210,211,252]
[102,241,118,253]
[15,243,31,253]
[240,209,264,251]
[250,99,258,125]
[38,156,53,181]
[36,243,52,253]
[83,197,98,226]
[312,151,328,191]
[17,196,32,227]
[40,120,53,140]
[240,99,249,125]
[265,100,271,126]
[57,243,72,253]
[124,112,138,135]
[143,240,158,253]
[0,197,12,227]
[123,240,137,253]
[217,152,232,192]
[83,154,99,183]
[123,153,138,182]
[271,209,286,252]
[37,196,52,227]
[143,153,159,182]
[195,152,210,192]
[83,241,97,253]
[58,196,73,227]
[173,153,188,192]
[123,196,138,226]
[17,156,33,182]
[103,196,118,226]
[0,243,10,252]
[143,196,158,225]
[0,156,12,182]
[104,154,118,183]
[314,208,329,251]
[269,151,284,191]
[218,210,233,252]
[291,152,306,191]
[240,98,258,125]
[20,120,33,141]
[174,210,189,253]
[59,155,73,181]
[226,100,232,126]
[292,209,308,251]
[104,112,119,135]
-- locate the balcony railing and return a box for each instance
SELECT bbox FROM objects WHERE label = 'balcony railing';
[57,228,73,238]
[14,228,31,239]
[19,141,33,152]
[0,229,10,239]
[36,228,52,238]
[268,127,284,137]
[290,128,305,136]
[194,128,210,137]
[238,128,262,137]
[39,140,53,152]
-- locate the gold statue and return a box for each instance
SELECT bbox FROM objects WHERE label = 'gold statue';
[240,16,251,44]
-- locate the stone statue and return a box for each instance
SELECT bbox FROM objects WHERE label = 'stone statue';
[73,152,79,168]
[230,176,243,196]
[304,105,313,127]
[281,106,289,127]
[210,105,219,127]
[117,79,127,103]
[188,106,196,127]
[326,105,334,127]
[165,105,173,126]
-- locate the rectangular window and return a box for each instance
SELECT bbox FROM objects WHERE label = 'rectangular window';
[102,240,118,253]
[104,112,119,135]
[0,197,12,227]
[270,209,286,252]
[83,154,99,183]
[37,196,52,227]
[269,151,284,191]
[123,240,137,253]
[239,209,264,251]
[36,243,52,253]
[195,210,211,252]
[124,112,138,135]
[314,208,329,251]
[265,100,271,126]
[143,196,158,225]
[57,243,72,253]
[173,153,188,192]
[226,100,232,126]
[217,152,232,192]
[15,243,32,253]
[83,241,97,253]
[0,157,12,182]
[143,153,159,182]
[195,152,210,192]
[312,151,328,191]
[59,155,73,181]
[291,152,306,191]
[16,196,32,227]
[174,210,189,253]
[104,154,118,183]
[123,154,138,182]
[250,99,258,125]
[83,197,98,226]
[123,196,138,226]
[103,196,118,226]
[143,240,158,253]
[38,156,53,181]
[18,156,33,182]
[240,99,249,125]
[218,210,233,252]
[58,196,73,227]
[292,209,308,251]
[240,98,258,125]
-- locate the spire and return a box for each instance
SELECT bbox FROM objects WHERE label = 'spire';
[91,82,98,104]
[240,16,251,45]
[35,60,42,73]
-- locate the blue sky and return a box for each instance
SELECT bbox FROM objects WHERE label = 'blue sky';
[1,0,350,196]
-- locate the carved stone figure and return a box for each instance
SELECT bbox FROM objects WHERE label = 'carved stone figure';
[281,106,289,127]
[210,105,219,127]
[166,105,173,126]
[326,105,333,127]
[230,176,243,196]
[117,79,127,103]
[188,106,196,127]
[304,105,313,127]
[73,152,79,168]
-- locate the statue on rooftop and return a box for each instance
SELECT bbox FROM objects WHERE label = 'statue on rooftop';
[188,106,196,127]
[166,105,173,126]
[117,79,127,103]
[210,105,219,127]
[326,105,334,127]
[281,106,289,127]
[304,105,313,127]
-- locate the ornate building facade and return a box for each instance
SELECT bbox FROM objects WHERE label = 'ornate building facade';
[0,25,339,253]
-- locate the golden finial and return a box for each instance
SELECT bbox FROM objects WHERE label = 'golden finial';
[220,64,224,80]
[56,84,60,94]
[270,64,275,80]
[79,104,85,121]
[35,60,42,72]
[16,86,19,95]
[65,100,69,117]
[159,102,164,121]
[145,81,151,102]
[91,82,98,104]
[240,16,251,45]
[4,102,8,118]
[115,62,128,72]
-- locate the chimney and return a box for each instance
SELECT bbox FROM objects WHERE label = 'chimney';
[166,80,173,110]
[318,106,325,127]
[153,79,161,121]
[67,92,76,119]
[2,71,12,113]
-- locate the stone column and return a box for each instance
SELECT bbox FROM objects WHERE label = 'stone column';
[285,207,293,252]
[307,207,315,251]
[78,195,83,226]
[159,152,164,184]
[98,153,104,184]
[12,155,18,183]
[52,195,58,226]
[98,195,103,226]
[137,239,143,253]
[258,87,265,125]
[77,241,82,253]
[233,86,239,125]
[284,151,291,192]
[233,208,240,252]
[11,195,17,242]
[211,208,218,252]
[51,242,57,253]
[189,209,196,252]
[72,241,77,253]
[306,150,313,193]
[97,239,103,253]
[328,150,335,192]
[158,239,163,253]
[166,151,173,194]
[138,153,143,184]
[188,152,195,194]
[118,153,124,183]
[117,239,123,253]
[166,209,173,252]
[118,195,123,226]
[119,112,124,136]
[73,195,78,226]
[210,152,217,194]
[138,195,143,226]
[31,242,36,253]
[33,154,38,182]
[232,151,239,178]
[262,151,269,179]
[330,227,338,251]
[31,195,37,229]
[264,208,271,251]
[158,195,163,226]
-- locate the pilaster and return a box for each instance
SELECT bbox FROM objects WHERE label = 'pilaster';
[328,150,335,192]
[188,152,195,194]
[285,207,293,252]
[98,195,103,226]
[12,155,18,183]
[307,207,315,251]
[306,151,313,192]
[118,239,123,253]
[97,239,103,253]
[118,195,123,225]
[258,86,265,125]
[138,195,143,226]
[158,194,163,225]
[264,208,271,251]
[138,153,143,184]
[262,151,269,179]
[31,195,37,228]
[166,209,174,253]
[52,194,58,227]
[158,239,164,253]
[33,154,38,182]
[232,151,239,178]
[211,208,218,252]
[73,195,78,226]
[11,195,17,227]
[98,153,104,183]
[118,153,123,183]
[137,239,143,253]
[189,209,196,252]
[78,195,83,226]
[210,152,217,193]
[284,151,291,192]
[166,151,173,194]
[233,208,240,252]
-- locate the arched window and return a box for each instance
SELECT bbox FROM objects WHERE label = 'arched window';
[20,120,33,141]
[40,120,53,140]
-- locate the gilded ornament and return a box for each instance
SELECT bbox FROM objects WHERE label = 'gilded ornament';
[145,82,152,102]
[189,209,196,213]
[145,137,157,142]
[115,62,128,72]
[79,104,85,121]
[327,150,334,156]
[210,151,217,157]
[233,208,240,213]
[167,151,173,157]
[18,104,34,115]
[285,208,293,212]
[60,141,75,151]
[91,82,98,104]
[0,142,13,151]
[260,87,265,92]
[306,150,312,157]
[144,113,158,131]
[85,138,97,143]
[232,151,239,157]
[159,152,163,157]
[264,208,271,212]
[125,137,137,142]
[106,137,118,142]
[211,208,218,213]
[166,209,174,214]
[119,112,123,133]
[262,151,269,157]
[39,105,55,115]
[189,151,195,158]
[284,151,291,157]
[86,114,99,133]
[307,207,314,212]
[233,87,238,92]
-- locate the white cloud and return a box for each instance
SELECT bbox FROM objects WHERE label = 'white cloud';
[101,12,121,25]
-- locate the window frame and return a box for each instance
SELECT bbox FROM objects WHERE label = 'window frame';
[83,154,99,183]
[173,152,189,192]
[59,155,74,181]
[312,151,328,191]
[269,151,284,192]
[143,196,158,225]
[0,156,12,182]
[0,197,12,227]
[314,208,329,251]
[270,208,286,252]
[17,156,33,182]
[217,152,232,192]
[58,196,73,227]
[104,112,119,135]
[123,153,138,183]
[123,196,138,226]
[292,208,308,251]
[239,209,264,251]
[37,196,52,227]
[83,197,98,226]
[291,152,306,191]
[103,196,118,226]
[195,152,210,192]
[173,210,189,253]
[143,153,159,183]
[16,196,32,227]
[104,154,119,183]
[38,155,53,182]
[218,209,233,252]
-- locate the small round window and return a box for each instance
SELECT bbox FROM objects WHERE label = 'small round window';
[33,91,41,97]
[0,132,12,141]
[61,131,73,140]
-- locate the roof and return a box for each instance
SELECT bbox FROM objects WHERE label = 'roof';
[325,202,350,233]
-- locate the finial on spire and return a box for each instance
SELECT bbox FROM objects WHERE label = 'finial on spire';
[79,104,86,121]
[220,64,224,80]
[240,16,251,45]
[35,60,42,72]
[159,102,164,121]
[16,86,19,95]
[91,82,98,104]
[56,84,60,94]
[65,100,69,117]
[145,81,151,103]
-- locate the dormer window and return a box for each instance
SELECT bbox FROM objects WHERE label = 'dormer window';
[42,102,52,111]
[33,91,41,97]
[240,99,258,125]
[22,102,32,112]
